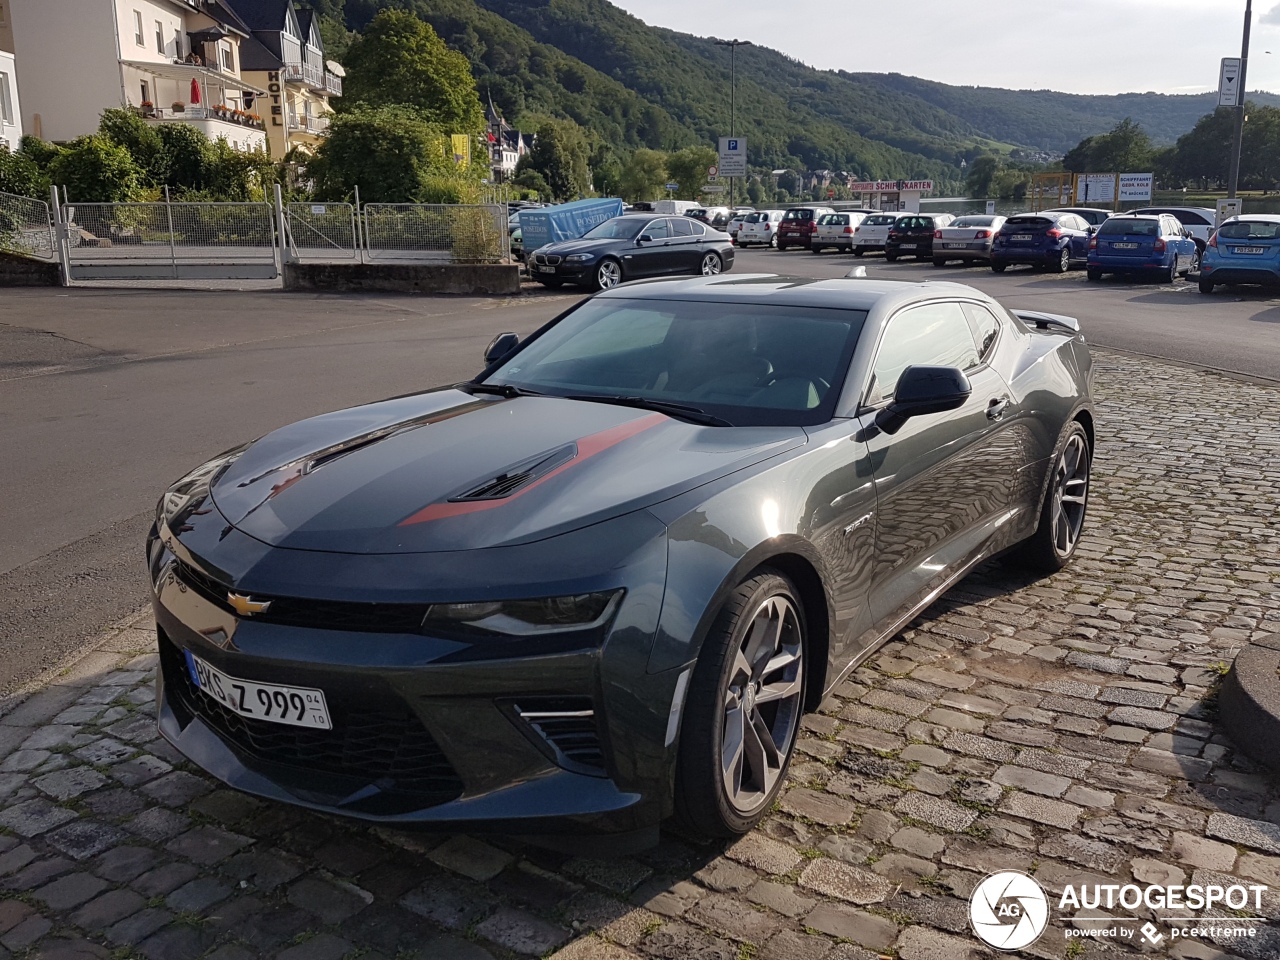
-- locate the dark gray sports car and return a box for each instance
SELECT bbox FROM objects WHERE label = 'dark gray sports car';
[149,275,1094,848]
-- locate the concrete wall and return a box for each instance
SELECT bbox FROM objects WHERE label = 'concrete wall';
[9,0,121,141]
[0,49,20,149]
[284,262,521,296]
[0,252,60,286]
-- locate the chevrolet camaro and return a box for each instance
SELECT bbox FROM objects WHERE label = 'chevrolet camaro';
[149,275,1095,849]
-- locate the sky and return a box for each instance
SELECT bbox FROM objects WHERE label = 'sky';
[611,0,1280,96]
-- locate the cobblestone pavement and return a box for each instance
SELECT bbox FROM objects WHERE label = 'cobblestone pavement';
[2,351,1279,960]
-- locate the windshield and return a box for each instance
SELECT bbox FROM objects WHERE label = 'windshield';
[1099,218,1158,237]
[583,219,644,240]
[484,298,868,427]
[1219,220,1280,240]
[953,217,997,228]
[784,209,815,221]
[865,215,897,225]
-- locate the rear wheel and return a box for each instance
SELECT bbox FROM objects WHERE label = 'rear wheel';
[1053,247,1070,273]
[1187,249,1201,276]
[991,262,1007,273]
[885,253,898,263]
[932,258,947,267]
[700,252,723,276]
[674,571,807,838]
[1086,268,1101,282]
[1199,277,1215,294]
[1012,422,1091,573]
[852,248,864,257]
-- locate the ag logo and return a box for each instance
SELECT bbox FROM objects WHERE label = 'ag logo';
[970,871,1049,950]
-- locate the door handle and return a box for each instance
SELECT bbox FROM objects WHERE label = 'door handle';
[987,397,1009,421]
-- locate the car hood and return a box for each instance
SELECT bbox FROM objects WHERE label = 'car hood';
[538,237,627,257]
[209,388,805,555]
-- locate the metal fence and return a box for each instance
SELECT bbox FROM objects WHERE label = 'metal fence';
[362,203,508,263]
[0,191,56,261]
[62,202,278,280]
[284,202,358,261]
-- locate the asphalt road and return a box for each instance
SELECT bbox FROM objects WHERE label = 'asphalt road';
[2,257,1278,693]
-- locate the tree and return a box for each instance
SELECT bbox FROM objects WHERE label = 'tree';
[964,155,1000,197]
[591,145,622,197]
[47,136,142,201]
[341,10,485,135]
[518,118,591,201]
[513,169,552,201]
[310,104,477,202]
[664,145,717,200]
[1062,119,1153,174]
[618,148,667,202]
[157,124,214,192]
[98,109,166,183]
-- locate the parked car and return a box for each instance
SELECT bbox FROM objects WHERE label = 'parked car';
[884,213,955,261]
[529,214,734,290]
[776,206,836,250]
[1086,214,1198,283]
[1197,215,1280,294]
[1128,207,1217,250]
[149,273,1095,845]
[738,210,785,248]
[991,211,1092,273]
[851,212,901,256]
[510,226,524,263]
[688,207,731,230]
[1040,207,1112,227]
[932,215,1007,266]
[812,212,868,254]
[727,215,747,242]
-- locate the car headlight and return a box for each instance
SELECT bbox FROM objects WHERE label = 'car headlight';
[157,442,252,530]
[564,254,593,263]
[422,590,623,637]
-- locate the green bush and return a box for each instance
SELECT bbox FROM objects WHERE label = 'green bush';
[99,109,166,183]
[0,147,45,199]
[47,136,143,202]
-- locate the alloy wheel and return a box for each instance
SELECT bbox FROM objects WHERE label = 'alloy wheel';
[1050,434,1090,558]
[1058,248,1070,273]
[720,595,804,815]
[596,260,622,289]
[1189,250,1201,275]
[701,253,723,276]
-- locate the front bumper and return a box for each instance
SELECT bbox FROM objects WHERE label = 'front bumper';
[531,261,593,284]
[147,511,683,839]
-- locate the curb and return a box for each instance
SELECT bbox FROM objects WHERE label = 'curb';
[1219,632,1280,771]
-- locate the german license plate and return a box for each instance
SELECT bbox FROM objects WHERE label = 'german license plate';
[1232,246,1266,255]
[537,265,556,273]
[899,243,917,250]
[184,651,332,730]
[1113,242,1139,249]
[945,242,967,248]
[1012,234,1033,241]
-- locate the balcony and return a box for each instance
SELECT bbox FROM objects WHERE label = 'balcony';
[143,105,264,131]
[281,60,343,96]
[324,73,342,96]
[286,115,331,136]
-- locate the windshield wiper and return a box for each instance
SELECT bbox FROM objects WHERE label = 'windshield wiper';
[458,381,545,398]
[564,394,733,427]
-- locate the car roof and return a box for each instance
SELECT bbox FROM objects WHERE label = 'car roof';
[594,273,989,311]
[1223,214,1280,223]
[1106,214,1160,220]
[1131,206,1216,214]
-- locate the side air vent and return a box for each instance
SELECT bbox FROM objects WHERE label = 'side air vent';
[450,444,577,502]
[513,697,606,777]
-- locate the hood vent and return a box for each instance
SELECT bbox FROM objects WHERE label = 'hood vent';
[450,444,577,502]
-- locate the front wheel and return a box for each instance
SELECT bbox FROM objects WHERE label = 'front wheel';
[700,252,723,276]
[1012,422,1091,573]
[538,279,564,289]
[594,258,623,291]
[1166,258,1178,285]
[674,571,807,838]
[1186,250,1201,276]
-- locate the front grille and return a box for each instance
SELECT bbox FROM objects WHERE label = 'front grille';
[160,635,463,807]
[534,254,562,266]
[514,697,606,776]
[173,559,429,634]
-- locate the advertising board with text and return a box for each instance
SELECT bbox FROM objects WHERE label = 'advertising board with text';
[717,139,747,177]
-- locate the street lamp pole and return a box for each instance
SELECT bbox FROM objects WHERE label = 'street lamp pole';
[1227,0,1253,200]
[714,38,751,208]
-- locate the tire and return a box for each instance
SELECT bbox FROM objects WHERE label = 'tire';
[769,235,778,249]
[1011,421,1091,573]
[1186,249,1201,276]
[593,258,623,291]
[1199,277,1215,295]
[852,248,864,257]
[1052,248,1070,273]
[932,258,947,267]
[1086,268,1101,283]
[991,262,1007,273]
[885,253,898,263]
[700,252,723,277]
[673,570,807,838]
[811,246,824,255]
[1167,258,1178,285]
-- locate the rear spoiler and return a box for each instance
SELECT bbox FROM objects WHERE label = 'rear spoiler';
[1012,309,1081,334]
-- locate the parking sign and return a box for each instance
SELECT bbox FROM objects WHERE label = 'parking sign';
[718,138,747,177]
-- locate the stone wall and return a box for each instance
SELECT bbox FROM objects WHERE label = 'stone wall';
[0,253,61,286]
[284,262,521,296]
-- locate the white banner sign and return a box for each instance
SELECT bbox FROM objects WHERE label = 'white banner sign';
[1076,174,1116,204]
[1118,173,1153,202]
[1219,58,1242,107]
[717,138,747,177]
[849,180,935,193]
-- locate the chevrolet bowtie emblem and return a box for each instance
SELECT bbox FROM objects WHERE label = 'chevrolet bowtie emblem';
[227,593,271,617]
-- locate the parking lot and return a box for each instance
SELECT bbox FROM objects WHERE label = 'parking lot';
[1,271,1278,959]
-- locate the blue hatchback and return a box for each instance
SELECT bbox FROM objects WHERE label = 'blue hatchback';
[1199,215,1280,294]
[1086,215,1198,283]
[991,212,1092,273]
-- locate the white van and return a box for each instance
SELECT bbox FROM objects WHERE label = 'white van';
[652,199,699,216]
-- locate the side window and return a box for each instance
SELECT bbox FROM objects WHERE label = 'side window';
[644,219,670,240]
[961,304,1002,363]
[870,302,981,404]
[671,218,693,237]
[688,220,706,236]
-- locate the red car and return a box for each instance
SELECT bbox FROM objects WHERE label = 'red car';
[776,206,836,250]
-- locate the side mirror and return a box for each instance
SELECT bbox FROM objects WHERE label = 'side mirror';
[484,332,520,366]
[636,234,653,245]
[875,366,972,435]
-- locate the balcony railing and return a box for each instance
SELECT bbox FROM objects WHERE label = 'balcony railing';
[286,115,331,135]
[281,60,343,96]
[142,105,264,130]
[324,73,342,96]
